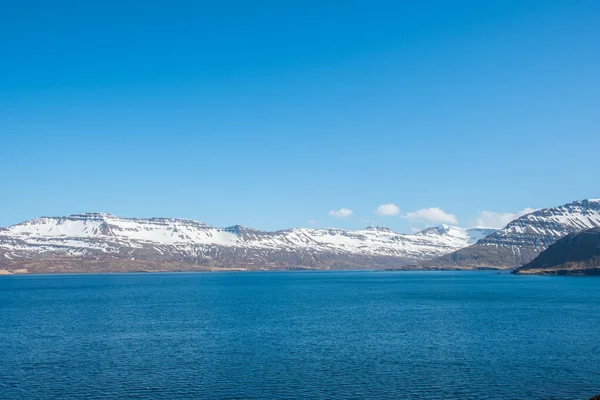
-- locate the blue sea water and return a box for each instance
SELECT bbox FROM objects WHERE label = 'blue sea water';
[0,271,599,399]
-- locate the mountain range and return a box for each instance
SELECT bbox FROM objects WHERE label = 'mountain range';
[0,214,493,273]
[1,198,599,274]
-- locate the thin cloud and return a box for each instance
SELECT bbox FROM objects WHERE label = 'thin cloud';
[474,208,536,229]
[404,207,458,225]
[374,203,400,216]
[329,208,353,218]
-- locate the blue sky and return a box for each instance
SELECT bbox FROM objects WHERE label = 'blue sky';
[1,1,599,232]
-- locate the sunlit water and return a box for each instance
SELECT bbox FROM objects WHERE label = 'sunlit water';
[1,271,599,399]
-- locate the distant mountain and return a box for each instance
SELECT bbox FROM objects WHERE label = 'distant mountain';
[419,199,600,269]
[514,228,600,275]
[0,214,495,273]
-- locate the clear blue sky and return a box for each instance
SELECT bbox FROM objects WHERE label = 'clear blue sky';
[1,1,599,232]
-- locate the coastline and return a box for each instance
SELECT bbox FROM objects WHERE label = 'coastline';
[0,266,511,276]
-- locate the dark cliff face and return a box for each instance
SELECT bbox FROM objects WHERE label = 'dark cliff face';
[514,228,600,275]
[420,199,600,269]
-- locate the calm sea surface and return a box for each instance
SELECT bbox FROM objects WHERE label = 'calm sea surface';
[0,271,599,399]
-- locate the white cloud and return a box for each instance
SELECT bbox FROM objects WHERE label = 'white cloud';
[328,208,353,218]
[307,220,317,225]
[404,207,458,225]
[474,208,536,229]
[374,203,400,216]
[410,227,421,233]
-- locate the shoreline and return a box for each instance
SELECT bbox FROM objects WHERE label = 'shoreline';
[0,267,515,276]
[3,266,597,276]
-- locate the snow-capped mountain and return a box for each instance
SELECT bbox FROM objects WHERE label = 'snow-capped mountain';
[4,198,598,273]
[422,199,600,268]
[0,213,495,273]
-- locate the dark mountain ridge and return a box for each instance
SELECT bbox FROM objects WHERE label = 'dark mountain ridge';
[514,227,600,275]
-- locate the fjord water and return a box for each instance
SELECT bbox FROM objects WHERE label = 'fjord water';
[1,272,599,399]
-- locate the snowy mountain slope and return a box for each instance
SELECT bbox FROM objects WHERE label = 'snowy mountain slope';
[0,213,496,272]
[421,199,600,269]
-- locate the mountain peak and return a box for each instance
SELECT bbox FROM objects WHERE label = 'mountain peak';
[69,212,113,220]
[364,226,393,232]
[416,224,458,236]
